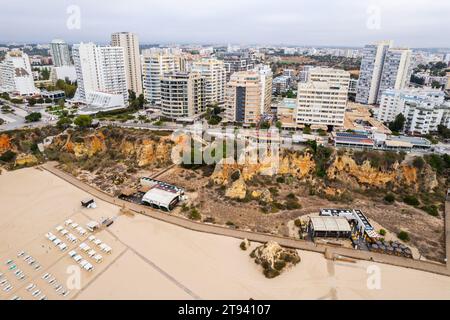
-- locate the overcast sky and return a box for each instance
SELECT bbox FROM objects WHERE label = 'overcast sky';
[1,0,449,47]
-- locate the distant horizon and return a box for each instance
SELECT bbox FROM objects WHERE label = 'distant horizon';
[1,41,449,52]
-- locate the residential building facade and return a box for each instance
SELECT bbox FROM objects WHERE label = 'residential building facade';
[225,71,263,124]
[356,40,393,104]
[307,67,351,90]
[73,43,128,110]
[142,52,181,105]
[49,39,72,67]
[160,72,206,119]
[111,32,143,96]
[0,50,39,96]
[376,88,448,134]
[296,81,348,127]
[191,58,226,105]
[376,48,412,103]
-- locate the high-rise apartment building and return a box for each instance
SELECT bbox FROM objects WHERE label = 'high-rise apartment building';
[49,39,72,67]
[191,58,226,106]
[73,43,128,110]
[376,48,412,104]
[356,40,393,104]
[160,72,206,119]
[296,81,348,127]
[224,71,266,124]
[111,32,143,96]
[142,52,181,105]
[0,50,39,96]
[255,65,273,115]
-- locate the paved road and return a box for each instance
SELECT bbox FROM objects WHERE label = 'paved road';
[41,162,450,277]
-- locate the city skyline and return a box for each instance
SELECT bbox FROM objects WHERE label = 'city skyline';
[1,0,450,48]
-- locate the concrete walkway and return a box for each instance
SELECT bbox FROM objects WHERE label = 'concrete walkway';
[41,162,450,277]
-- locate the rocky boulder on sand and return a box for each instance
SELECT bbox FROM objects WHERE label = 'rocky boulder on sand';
[250,241,301,278]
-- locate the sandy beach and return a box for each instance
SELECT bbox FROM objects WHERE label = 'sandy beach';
[1,167,450,300]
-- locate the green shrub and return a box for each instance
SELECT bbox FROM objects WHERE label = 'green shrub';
[0,150,17,162]
[384,193,395,204]
[421,205,439,217]
[294,219,302,228]
[379,229,387,236]
[189,208,201,220]
[397,231,410,242]
[240,242,247,251]
[25,112,42,123]
[403,195,420,206]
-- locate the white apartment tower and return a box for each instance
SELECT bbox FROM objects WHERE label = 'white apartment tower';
[73,43,128,108]
[376,48,412,104]
[356,40,393,105]
[191,58,226,106]
[0,50,39,96]
[255,65,273,115]
[142,52,181,105]
[296,81,348,128]
[111,32,143,96]
[357,41,412,105]
[49,39,72,67]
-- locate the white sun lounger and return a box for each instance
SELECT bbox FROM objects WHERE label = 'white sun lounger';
[70,223,78,229]
[65,219,73,226]
[88,236,96,242]
[53,238,62,246]
[79,260,88,268]
[68,251,76,258]
[58,243,67,251]
[93,255,103,263]
[61,229,69,236]
[56,226,63,232]
[87,250,96,257]
[93,239,102,246]
[73,255,82,262]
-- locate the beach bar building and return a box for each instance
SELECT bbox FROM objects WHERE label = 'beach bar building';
[308,216,352,239]
[140,178,184,211]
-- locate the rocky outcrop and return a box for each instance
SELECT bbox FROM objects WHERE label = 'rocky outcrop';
[225,176,247,199]
[72,133,106,158]
[278,152,316,179]
[251,189,273,203]
[325,155,436,192]
[250,241,301,278]
[121,138,172,167]
[15,153,38,167]
[211,152,315,185]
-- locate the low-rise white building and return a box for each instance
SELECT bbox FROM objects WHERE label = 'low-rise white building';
[376,88,448,134]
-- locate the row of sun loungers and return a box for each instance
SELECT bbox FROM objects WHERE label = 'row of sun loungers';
[87,236,112,254]
[78,243,103,263]
[55,226,79,243]
[60,221,88,236]
[45,232,68,251]
[41,272,70,297]
[68,250,94,272]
